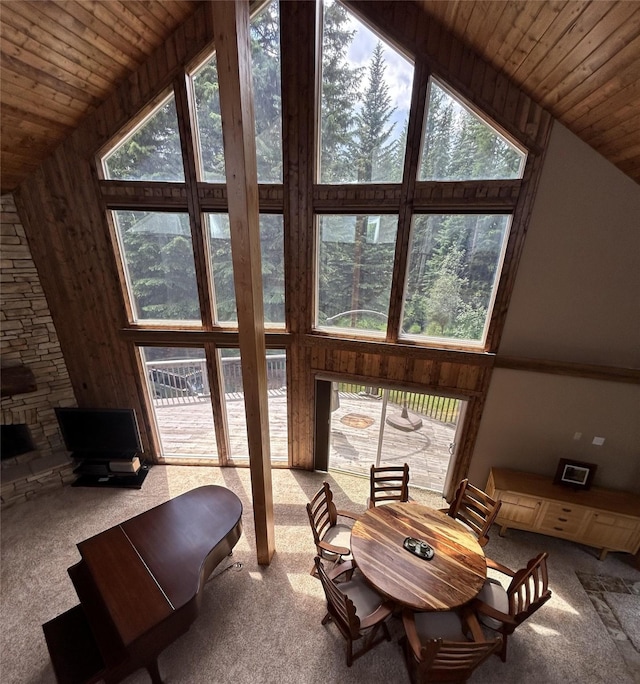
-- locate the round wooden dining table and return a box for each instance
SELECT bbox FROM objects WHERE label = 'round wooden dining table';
[350,502,487,611]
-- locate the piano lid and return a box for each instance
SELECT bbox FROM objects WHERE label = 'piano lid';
[78,526,173,646]
[120,485,243,607]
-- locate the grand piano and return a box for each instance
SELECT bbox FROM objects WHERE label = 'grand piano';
[43,485,243,684]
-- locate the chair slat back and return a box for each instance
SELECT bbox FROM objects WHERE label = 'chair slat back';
[314,557,360,639]
[449,479,501,543]
[306,482,337,547]
[370,463,409,507]
[419,638,499,682]
[507,552,551,622]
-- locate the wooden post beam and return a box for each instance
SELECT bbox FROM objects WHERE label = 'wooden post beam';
[211,0,275,565]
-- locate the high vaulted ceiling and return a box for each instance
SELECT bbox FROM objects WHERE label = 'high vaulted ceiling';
[1,0,199,194]
[1,0,639,196]
[418,0,640,184]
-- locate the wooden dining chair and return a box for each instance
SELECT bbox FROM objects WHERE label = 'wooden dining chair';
[306,482,358,574]
[314,556,394,667]
[472,552,551,661]
[441,479,501,547]
[368,463,410,508]
[401,606,501,683]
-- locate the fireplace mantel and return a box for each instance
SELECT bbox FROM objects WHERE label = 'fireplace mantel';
[1,365,37,398]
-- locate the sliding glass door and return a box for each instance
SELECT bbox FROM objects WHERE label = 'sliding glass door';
[327,382,465,494]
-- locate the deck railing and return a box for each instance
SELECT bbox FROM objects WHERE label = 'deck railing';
[146,359,457,424]
[146,355,287,404]
[337,382,460,424]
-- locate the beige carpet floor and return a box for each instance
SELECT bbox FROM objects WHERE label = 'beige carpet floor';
[1,464,639,684]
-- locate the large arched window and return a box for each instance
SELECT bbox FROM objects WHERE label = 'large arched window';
[313,0,527,348]
[98,0,287,464]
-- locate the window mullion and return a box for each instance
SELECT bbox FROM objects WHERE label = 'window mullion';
[173,73,215,329]
[387,58,431,342]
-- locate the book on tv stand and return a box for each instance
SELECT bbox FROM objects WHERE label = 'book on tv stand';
[71,452,150,490]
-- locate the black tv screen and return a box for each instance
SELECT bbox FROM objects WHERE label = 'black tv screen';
[55,407,142,458]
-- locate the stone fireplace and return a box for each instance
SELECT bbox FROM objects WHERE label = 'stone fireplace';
[0,405,75,506]
[1,422,35,458]
[1,195,76,508]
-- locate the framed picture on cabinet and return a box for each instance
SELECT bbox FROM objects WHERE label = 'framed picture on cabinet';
[553,458,597,490]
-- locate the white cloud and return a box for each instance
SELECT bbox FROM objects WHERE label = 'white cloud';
[346,20,413,132]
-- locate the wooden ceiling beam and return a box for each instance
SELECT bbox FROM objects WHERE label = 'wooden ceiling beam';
[211,0,275,566]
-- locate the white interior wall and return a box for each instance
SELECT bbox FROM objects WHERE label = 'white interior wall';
[470,122,640,493]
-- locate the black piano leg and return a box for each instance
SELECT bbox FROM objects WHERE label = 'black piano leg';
[146,659,164,684]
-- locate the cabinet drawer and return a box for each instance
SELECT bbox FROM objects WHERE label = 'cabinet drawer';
[537,502,588,535]
[496,493,541,526]
[590,513,637,530]
[583,512,640,552]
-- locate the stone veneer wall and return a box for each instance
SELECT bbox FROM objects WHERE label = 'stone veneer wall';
[1,194,76,508]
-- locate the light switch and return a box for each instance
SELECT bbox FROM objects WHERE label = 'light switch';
[573,432,582,441]
[592,436,605,446]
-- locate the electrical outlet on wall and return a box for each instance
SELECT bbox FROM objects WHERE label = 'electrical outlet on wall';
[592,436,605,446]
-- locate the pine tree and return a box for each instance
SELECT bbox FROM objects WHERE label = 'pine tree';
[348,42,398,324]
[352,41,397,183]
[251,1,282,182]
[259,215,285,324]
[192,57,225,182]
[420,82,455,180]
[319,0,361,183]
[104,97,183,181]
[391,116,409,180]
[424,250,466,335]
[119,211,199,321]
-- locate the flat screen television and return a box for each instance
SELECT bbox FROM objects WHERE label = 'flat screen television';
[55,407,142,459]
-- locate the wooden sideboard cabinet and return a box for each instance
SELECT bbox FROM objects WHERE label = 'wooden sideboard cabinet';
[486,468,640,560]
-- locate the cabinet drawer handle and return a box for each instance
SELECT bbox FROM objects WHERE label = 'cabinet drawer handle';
[558,517,568,522]
[562,508,571,513]
[553,526,564,531]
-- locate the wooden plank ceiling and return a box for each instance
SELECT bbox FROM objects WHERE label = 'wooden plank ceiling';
[418,0,640,184]
[1,0,639,196]
[0,0,201,193]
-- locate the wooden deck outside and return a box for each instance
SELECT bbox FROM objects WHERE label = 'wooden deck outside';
[329,393,455,494]
[153,392,455,494]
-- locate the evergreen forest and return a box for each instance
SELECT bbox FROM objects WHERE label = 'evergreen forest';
[103,0,525,346]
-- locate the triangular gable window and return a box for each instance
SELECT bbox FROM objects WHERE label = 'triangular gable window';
[318,0,413,184]
[419,79,526,181]
[103,94,184,182]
